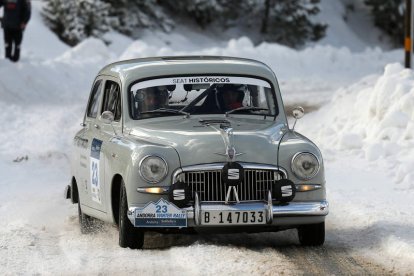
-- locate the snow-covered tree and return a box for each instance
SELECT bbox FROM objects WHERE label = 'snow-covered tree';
[162,0,325,47]
[42,0,77,45]
[102,0,173,36]
[42,0,110,46]
[259,0,326,47]
[77,0,110,40]
[161,0,227,29]
[365,0,404,45]
[42,0,325,48]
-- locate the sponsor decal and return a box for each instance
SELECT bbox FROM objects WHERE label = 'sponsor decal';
[90,138,103,204]
[135,198,187,228]
[172,77,230,84]
[130,76,271,91]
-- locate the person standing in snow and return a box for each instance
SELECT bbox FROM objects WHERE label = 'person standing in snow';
[0,0,31,62]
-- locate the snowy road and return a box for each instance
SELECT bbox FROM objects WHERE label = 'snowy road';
[0,150,398,275]
[1,77,413,274]
[1,2,413,274]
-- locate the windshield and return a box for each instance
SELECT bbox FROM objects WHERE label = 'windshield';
[129,76,277,119]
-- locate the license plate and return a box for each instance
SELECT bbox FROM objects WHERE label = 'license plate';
[201,210,266,225]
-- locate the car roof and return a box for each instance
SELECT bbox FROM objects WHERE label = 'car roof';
[98,56,277,85]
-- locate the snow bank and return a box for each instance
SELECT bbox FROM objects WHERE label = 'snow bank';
[303,63,414,190]
[0,38,114,108]
[296,63,414,272]
[55,38,115,65]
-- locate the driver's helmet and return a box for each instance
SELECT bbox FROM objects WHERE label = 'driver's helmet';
[216,84,245,111]
[135,87,169,113]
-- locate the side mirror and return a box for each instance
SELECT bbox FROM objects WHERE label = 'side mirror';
[101,111,114,124]
[292,106,305,120]
[291,106,304,131]
[100,111,119,136]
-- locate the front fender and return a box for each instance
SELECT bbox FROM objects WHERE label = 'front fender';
[278,131,326,201]
[122,143,181,206]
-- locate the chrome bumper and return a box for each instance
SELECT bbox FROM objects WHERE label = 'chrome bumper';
[128,199,328,227]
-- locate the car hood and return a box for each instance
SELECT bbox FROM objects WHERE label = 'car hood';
[128,117,286,167]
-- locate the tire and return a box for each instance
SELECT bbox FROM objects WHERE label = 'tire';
[119,180,144,249]
[78,198,95,234]
[298,222,325,246]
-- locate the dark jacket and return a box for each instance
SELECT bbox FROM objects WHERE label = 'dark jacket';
[0,0,31,29]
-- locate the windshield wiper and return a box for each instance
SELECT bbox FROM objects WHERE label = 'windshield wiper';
[225,107,269,117]
[140,108,190,118]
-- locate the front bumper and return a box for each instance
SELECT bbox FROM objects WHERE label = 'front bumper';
[128,199,329,228]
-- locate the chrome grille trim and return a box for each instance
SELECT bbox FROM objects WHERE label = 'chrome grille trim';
[172,163,287,202]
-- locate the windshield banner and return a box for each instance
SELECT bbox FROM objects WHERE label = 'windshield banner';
[131,76,271,91]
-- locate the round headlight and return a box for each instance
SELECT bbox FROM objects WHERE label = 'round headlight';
[291,152,320,180]
[139,156,168,183]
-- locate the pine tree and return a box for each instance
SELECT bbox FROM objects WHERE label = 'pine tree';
[77,0,110,40]
[162,0,326,47]
[159,0,226,29]
[42,0,110,46]
[42,0,77,46]
[260,0,327,47]
[42,0,326,48]
[102,0,173,36]
[365,0,404,45]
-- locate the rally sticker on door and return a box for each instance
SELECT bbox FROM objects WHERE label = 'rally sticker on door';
[134,198,187,228]
[90,138,103,204]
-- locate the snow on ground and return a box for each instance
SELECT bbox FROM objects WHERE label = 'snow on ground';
[296,63,414,272]
[0,1,414,275]
[0,158,301,275]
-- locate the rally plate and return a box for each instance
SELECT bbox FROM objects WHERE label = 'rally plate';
[134,198,187,228]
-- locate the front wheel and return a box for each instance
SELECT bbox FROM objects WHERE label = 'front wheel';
[297,222,325,246]
[119,180,144,249]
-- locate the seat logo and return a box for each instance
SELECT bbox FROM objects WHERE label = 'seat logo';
[227,169,239,180]
[173,189,185,201]
[281,185,293,197]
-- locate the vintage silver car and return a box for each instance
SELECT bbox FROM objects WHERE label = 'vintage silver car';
[66,56,328,249]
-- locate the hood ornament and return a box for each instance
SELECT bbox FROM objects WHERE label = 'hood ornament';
[214,124,244,162]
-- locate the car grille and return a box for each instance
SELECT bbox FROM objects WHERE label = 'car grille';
[174,165,286,202]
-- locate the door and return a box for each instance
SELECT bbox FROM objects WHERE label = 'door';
[88,78,123,213]
[78,77,107,212]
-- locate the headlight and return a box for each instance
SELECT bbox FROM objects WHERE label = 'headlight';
[291,152,320,180]
[139,156,168,183]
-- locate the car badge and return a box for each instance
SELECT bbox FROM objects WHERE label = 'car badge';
[227,168,239,180]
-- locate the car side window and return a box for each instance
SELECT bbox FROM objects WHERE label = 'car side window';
[102,80,121,122]
[86,80,103,118]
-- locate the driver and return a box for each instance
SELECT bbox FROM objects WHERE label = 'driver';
[137,87,168,113]
[217,84,244,111]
